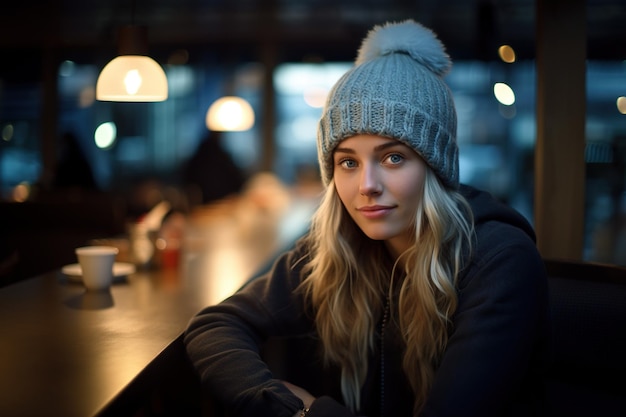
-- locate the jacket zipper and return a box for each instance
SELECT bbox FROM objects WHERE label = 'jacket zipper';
[380,297,390,417]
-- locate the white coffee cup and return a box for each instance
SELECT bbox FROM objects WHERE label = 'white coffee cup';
[75,246,119,291]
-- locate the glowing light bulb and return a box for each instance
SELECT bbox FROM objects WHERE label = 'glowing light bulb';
[124,69,142,95]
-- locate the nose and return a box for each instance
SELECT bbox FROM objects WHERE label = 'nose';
[359,163,382,196]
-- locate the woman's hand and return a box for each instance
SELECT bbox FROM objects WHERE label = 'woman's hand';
[282,380,315,415]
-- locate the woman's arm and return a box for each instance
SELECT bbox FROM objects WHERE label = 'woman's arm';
[184,247,309,417]
[184,244,357,417]
[283,381,315,416]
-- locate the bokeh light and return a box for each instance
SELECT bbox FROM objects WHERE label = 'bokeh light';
[616,96,626,114]
[94,122,117,149]
[498,45,516,63]
[493,82,516,106]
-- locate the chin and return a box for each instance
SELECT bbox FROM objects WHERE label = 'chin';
[360,228,395,242]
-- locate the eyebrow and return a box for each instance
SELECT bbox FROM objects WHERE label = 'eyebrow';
[334,139,403,155]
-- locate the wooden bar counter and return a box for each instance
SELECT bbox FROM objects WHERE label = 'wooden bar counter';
[0,189,316,417]
[0,267,206,417]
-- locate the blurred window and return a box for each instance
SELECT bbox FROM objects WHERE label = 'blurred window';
[1,58,625,264]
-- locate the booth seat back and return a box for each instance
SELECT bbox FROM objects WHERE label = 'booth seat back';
[544,259,626,417]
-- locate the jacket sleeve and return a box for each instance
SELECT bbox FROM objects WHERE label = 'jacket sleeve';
[184,244,357,417]
[421,223,549,417]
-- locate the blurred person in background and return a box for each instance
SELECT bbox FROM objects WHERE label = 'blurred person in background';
[182,130,247,206]
[51,131,98,192]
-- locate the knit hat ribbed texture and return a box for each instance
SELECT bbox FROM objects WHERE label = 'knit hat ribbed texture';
[317,19,459,189]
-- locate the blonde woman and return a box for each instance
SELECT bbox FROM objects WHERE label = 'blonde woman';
[185,20,549,417]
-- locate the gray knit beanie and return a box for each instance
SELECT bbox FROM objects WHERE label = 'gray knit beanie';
[317,19,459,189]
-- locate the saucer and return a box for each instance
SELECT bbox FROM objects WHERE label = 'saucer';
[61,262,136,283]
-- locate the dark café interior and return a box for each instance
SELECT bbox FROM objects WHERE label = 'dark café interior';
[1,0,626,416]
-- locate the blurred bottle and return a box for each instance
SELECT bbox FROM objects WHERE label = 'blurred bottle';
[129,201,171,269]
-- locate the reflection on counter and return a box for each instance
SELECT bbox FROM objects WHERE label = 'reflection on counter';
[81,171,319,305]
[181,172,320,305]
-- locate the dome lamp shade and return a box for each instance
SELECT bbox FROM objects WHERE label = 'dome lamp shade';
[96,25,168,102]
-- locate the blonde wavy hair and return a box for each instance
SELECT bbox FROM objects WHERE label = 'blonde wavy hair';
[299,168,474,415]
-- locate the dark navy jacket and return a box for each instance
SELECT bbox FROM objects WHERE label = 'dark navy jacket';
[184,185,550,417]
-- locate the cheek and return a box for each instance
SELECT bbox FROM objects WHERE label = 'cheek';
[333,175,353,203]
[395,170,425,202]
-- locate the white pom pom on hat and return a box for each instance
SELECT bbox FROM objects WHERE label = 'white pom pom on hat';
[317,19,459,189]
[355,19,452,77]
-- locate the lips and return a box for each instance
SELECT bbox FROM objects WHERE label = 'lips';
[357,205,395,219]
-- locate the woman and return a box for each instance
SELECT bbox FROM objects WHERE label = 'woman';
[185,20,549,417]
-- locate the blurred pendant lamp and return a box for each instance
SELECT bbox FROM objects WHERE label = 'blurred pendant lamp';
[96,3,167,102]
[206,96,255,131]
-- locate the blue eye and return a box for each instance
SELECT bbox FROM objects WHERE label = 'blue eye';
[339,159,357,169]
[387,154,404,164]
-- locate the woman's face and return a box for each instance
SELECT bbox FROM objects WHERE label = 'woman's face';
[333,134,427,258]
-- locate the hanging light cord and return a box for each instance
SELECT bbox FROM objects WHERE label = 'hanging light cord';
[130,0,137,25]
